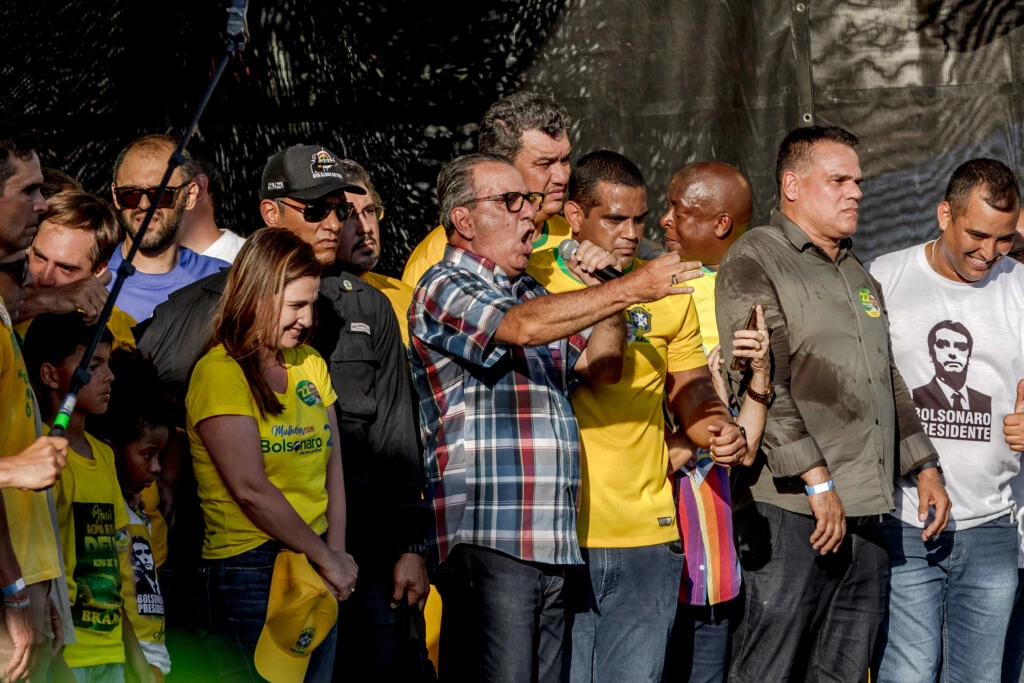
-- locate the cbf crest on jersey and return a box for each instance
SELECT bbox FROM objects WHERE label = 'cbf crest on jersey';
[626,305,653,344]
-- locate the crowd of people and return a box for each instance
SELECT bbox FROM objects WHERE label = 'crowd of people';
[0,89,1022,683]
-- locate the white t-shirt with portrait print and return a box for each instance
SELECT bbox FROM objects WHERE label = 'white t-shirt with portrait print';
[867,243,1024,533]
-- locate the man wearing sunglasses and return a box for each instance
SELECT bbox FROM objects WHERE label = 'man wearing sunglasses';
[107,134,229,322]
[401,91,574,289]
[276,156,431,678]
[136,145,425,648]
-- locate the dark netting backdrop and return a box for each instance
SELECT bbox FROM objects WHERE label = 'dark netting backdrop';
[2,0,1022,275]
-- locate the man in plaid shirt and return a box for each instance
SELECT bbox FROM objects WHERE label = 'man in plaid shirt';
[409,152,703,683]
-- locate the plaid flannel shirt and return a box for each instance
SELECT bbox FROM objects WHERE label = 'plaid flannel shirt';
[409,245,588,567]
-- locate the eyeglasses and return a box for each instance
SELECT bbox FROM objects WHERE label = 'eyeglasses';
[113,184,188,209]
[465,191,544,213]
[278,198,355,223]
[346,204,385,223]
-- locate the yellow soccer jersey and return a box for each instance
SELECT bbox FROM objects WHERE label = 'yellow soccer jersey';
[401,215,574,290]
[689,267,719,353]
[187,344,338,560]
[527,249,707,547]
[54,432,131,668]
[16,305,137,351]
[0,297,62,585]
[361,271,414,346]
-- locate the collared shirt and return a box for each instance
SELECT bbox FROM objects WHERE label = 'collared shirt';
[716,211,935,517]
[935,377,970,410]
[409,245,588,566]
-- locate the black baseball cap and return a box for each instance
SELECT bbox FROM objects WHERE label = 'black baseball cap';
[260,145,367,201]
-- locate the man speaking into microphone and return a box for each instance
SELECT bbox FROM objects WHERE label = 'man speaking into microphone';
[410,152,706,683]
[528,150,745,682]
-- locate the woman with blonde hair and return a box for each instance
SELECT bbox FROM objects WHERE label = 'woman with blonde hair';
[186,227,357,681]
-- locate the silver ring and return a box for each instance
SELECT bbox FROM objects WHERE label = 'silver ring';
[671,275,678,286]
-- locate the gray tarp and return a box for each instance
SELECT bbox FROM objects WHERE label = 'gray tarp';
[2,0,1022,273]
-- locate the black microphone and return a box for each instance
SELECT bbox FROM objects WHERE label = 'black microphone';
[558,239,623,282]
[226,0,250,50]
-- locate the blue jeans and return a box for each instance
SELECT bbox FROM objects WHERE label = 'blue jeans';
[876,515,1018,683]
[198,542,338,683]
[1002,569,1024,682]
[662,600,735,683]
[433,543,569,683]
[568,543,685,683]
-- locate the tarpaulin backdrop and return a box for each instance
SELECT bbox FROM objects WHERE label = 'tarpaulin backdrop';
[2,0,1022,275]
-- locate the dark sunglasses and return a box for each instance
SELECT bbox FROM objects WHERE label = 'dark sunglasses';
[465,191,545,213]
[113,184,188,209]
[279,198,354,223]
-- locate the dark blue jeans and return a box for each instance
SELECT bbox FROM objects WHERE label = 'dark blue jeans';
[332,560,408,681]
[432,543,569,683]
[729,503,888,683]
[567,543,685,683]
[199,542,338,683]
[662,600,736,683]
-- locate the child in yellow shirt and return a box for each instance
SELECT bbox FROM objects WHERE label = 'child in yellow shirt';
[23,312,153,683]
[89,348,175,681]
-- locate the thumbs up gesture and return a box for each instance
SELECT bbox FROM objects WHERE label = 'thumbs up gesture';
[1002,379,1024,452]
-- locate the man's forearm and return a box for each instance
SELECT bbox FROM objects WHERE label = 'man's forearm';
[496,277,641,347]
[669,370,733,448]
[575,314,625,384]
[0,497,24,591]
[10,287,58,323]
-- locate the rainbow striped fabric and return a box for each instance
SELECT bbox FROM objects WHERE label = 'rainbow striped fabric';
[675,454,741,605]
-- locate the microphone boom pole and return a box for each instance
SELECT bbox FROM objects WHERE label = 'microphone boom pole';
[50,2,249,437]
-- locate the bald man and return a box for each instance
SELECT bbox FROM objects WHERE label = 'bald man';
[659,162,753,681]
[660,161,752,352]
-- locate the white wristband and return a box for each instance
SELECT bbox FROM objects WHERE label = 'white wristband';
[805,480,834,496]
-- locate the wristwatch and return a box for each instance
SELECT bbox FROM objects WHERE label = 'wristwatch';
[912,459,943,484]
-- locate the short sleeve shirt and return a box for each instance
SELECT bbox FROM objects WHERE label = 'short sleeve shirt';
[527,249,707,547]
[187,344,338,560]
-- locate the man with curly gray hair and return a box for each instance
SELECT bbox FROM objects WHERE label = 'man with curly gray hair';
[402,92,574,288]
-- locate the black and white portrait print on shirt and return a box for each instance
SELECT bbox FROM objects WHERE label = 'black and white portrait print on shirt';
[131,535,164,616]
[912,320,992,442]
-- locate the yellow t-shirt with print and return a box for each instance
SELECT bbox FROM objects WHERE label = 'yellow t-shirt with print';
[689,267,719,353]
[527,249,708,548]
[16,306,137,351]
[53,432,131,668]
[122,498,170,674]
[139,482,168,569]
[0,297,63,585]
[400,215,573,290]
[187,344,338,560]
[361,271,414,346]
